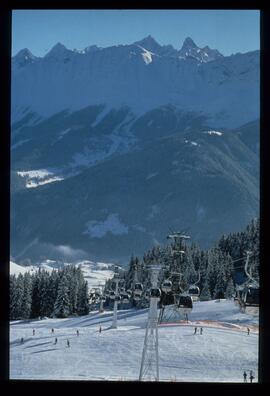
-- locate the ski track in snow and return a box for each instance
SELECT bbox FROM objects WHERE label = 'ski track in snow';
[10,300,258,382]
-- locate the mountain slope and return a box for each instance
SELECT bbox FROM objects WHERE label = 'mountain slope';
[11,37,260,265]
[12,37,259,128]
[11,107,259,264]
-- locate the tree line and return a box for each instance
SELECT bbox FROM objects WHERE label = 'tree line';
[10,218,259,319]
[105,218,259,303]
[10,265,89,320]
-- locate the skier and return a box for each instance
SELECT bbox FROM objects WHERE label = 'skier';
[200,327,203,335]
[99,325,102,334]
[243,371,247,382]
[193,327,197,335]
[20,337,24,344]
[51,328,54,334]
[249,370,254,383]
[67,339,70,347]
[32,329,35,336]
[76,330,79,336]
[247,327,250,335]
[54,337,58,345]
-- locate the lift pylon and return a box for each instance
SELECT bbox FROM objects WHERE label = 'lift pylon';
[139,265,161,381]
[111,275,120,329]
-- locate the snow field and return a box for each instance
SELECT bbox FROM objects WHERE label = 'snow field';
[10,300,258,382]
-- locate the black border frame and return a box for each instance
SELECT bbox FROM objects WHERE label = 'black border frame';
[1,0,269,389]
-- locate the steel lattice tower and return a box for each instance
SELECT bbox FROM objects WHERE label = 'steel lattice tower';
[139,265,161,381]
[111,275,120,329]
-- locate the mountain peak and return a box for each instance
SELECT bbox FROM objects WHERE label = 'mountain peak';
[181,37,198,50]
[13,48,37,68]
[179,37,223,63]
[14,48,36,60]
[134,35,161,52]
[45,42,70,58]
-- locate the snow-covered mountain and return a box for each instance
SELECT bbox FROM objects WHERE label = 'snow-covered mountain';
[11,37,259,265]
[10,259,116,289]
[12,36,259,128]
[178,37,223,63]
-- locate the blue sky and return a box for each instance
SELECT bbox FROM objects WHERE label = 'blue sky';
[12,9,260,57]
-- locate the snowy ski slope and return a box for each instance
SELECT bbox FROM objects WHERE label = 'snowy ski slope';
[10,300,258,382]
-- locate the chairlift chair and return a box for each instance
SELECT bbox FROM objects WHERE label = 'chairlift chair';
[244,284,259,307]
[120,291,130,303]
[177,294,193,315]
[161,280,173,293]
[133,291,142,301]
[115,295,121,302]
[150,287,161,300]
[160,291,175,307]
[188,285,200,301]
[109,291,116,300]
[134,283,143,296]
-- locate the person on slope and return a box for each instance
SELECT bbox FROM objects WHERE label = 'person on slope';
[76,330,79,336]
[243,371,247,382]
[193,327,197,334]
[247,327,250,335]
[54,337,58,345]
[99,325,102,334]
[249,370,254,383]
[67,339,70,347]
[33,329,35,336]
[200,327,203,335]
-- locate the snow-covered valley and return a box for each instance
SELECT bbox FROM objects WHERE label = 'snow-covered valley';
[10,300,258,382]
[10,260,116,290]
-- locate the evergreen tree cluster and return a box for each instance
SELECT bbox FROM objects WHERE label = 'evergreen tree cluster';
[10,265,89,320]
[11,219,259,318]
[108,218,259,304]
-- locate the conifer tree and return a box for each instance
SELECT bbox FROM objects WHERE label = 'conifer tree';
[39,270,51,318]
[10,275,18,320]
[46,269,59,316]
[31,270,42,318]
[225,279,235,299]
[200,280,211,301]
[14,273,24,319]
[77,280,89,315]
[53,274,71,318]
[21,272,32,319]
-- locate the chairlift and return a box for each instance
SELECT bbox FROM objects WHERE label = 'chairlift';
[120,291,130,303]
[160,291,175,306]
[133,291,142,301]
[244,284,259,307]
[109,291,116,300]
[134,283,143,295]
[161,280,173,293]
[150,287,161,300]
[177,294,193,310]
[188,285,200,301]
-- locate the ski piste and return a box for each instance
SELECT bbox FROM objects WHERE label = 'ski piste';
[10,299,258,382]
